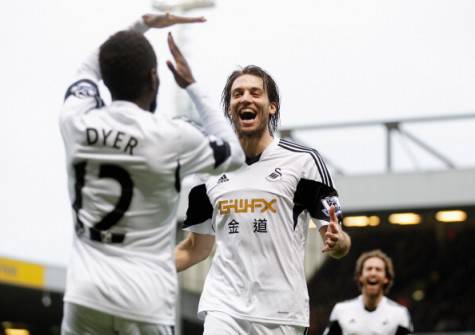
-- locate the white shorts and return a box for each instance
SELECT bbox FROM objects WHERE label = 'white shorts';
[203,311,308,335]
[61,302,174,335]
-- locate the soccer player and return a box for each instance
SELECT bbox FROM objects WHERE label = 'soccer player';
[59,13,245,335]
[176,65,351,334]
[323,249,413,335]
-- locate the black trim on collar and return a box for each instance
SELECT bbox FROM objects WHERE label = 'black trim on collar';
[245,153,262,165]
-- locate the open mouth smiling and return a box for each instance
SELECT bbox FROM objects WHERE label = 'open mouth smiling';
[239,108,257,121]
[367,278,380,286]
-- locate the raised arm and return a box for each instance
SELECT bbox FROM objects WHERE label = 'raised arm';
[166,33,245,173]
[63,13,206,109]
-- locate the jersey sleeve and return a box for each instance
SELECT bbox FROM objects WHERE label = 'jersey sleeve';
[184,83,245,174]
[175,118,242,177]
[182,184,215,235]
[292,147,343,229]
[395,307,414,334]
[323,304,343,335]
[62,50,105,117]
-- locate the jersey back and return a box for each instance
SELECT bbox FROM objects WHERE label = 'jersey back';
[60,79,232,324]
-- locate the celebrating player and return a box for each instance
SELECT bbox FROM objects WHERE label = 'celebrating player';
[324,249,413,335]
[176,65,351,334]
[59,13,244,335]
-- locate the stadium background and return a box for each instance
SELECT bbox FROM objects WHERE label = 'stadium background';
[1,0,475,334]
[1,154,474,334]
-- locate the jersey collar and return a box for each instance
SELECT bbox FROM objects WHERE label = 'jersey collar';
[245,136,280,165]
[110,100,146,114]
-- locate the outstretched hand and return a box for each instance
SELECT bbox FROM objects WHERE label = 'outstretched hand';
[143,13,206,28]
[166,32,195,88]
[321,206,349,257]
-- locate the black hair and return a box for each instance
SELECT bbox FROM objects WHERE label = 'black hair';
[99,30,157,101]
[221,65,280,133]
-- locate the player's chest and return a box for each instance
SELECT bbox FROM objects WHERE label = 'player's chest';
[207,159,301,204]
[341,311,399,335]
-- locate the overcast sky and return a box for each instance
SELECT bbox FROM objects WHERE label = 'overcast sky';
[1,0,474,266]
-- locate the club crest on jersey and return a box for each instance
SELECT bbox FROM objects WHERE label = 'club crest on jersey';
[321,196,342,217]
[218,198,277,215]
[266,168,283,181]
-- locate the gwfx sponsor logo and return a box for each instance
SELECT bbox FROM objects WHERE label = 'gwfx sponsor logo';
[218,198,277,215]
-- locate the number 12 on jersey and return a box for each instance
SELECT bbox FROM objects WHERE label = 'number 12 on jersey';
[72,161,134,243]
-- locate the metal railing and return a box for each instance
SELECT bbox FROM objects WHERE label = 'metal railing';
[279,113,475,174]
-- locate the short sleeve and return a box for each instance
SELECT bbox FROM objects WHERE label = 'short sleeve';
[63,79,105,115]
[182,184,215,236]
[292,151,343,229]
[395,307,414,334]
[323,304,343,335]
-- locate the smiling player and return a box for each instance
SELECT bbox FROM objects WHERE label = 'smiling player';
[176,65,351,334]
[324,249,413,335]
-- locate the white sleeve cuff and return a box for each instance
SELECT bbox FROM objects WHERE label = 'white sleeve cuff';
[183,220,215,235]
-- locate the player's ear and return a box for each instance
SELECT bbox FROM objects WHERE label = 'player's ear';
[150,67,159,92]
[358,275,365,289]
[269,102,277,115]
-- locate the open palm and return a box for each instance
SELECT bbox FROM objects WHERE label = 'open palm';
[143,13,206,28]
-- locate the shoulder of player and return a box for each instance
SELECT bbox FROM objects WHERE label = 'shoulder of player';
[62,79,104,114]
[277,138,326,164]
[385,297,405,307]
[278,138,335,187]
[329,297,358,319]
[334,296,360,310]
[384,297,410,312]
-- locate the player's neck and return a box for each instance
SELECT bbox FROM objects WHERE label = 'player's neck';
[363,293,384,311]
[239,130,274,159]
[119,92,154,112]
[133,97,152,112]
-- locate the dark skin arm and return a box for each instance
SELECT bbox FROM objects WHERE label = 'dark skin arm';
[140,13,204,88]
[142,12,205,28]
[166,32,196,88]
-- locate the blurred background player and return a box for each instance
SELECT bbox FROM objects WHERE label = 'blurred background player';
[175,65,351,334]
[323,249,413,335]
[59,13,244,335]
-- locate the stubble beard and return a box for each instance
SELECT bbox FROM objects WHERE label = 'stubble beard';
[236,122,268,140]
[233,110,270,140]
[363,283,384,299]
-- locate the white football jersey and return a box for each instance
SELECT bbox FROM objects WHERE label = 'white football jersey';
[184,137,343,327]
[59,27,243,324]
[324,295,413,335]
